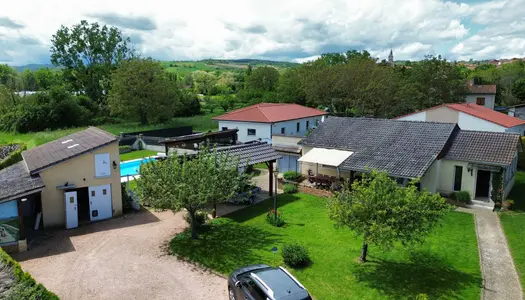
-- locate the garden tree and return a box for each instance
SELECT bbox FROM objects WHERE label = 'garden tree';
[137,149,250,239]
[402,55,467,110]
[218,94,235,111]
[34,68,60,90]
[215,71,236,93]
[50,20,134,106]
[192,70,217,94]
[327,171,450,262]
[277,68,306,105]
[21,69,37,91]
[108,58,177,125]
[246,66,280,92]
[0,64,21,91]
[512,79,525,102]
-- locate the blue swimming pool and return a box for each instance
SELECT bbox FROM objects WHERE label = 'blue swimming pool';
[120,158,154,177]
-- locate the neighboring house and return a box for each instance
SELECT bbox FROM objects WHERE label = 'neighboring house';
[213,103,327,173]
[465,80,497,109]
[507,103,525,120]
[0,127,122,251]
[396,103,525,135]
[298,117,521,204]
[213,103,328,143]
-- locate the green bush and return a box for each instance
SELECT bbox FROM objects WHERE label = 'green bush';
[0,249,58,299]
[451,191,471,203]
[283,184,298,194]
[283,171,302,181]
[183,210,209,228]
[266,208,285,227]
[0,144,26,170]
[119,145,132,154]
[282,244,310,267]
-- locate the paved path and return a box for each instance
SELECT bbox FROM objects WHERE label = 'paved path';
[13,210,227,300]
[457,207,523,300]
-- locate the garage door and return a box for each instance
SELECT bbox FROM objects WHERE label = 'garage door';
[88,184,112,222]
[279,155,300,173]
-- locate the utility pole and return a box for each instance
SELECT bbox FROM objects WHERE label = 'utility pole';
[274,167,278,221]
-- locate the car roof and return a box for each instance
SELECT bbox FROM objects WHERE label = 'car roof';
[253,267,306,299]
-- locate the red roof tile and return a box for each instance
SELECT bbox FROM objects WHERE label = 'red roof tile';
[213,103,328,123]
[447,103,525,128]
[396,103,525,128]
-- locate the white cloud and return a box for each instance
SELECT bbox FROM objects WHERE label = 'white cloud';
[0,0,524,65]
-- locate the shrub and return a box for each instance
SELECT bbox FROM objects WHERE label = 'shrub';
[183,210,209,228]
[266,208,285,227]
[283,184,298,194]
[0,144,26,170]
[0,249,58,299]
[450,191,471,203]
[503,199,515,210]
[119,145,132,154]
[282,244,310,267]
[283,171,302,182]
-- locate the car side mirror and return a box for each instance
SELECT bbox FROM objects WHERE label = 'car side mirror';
[235,281,241,288]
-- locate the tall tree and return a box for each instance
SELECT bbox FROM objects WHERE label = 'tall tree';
[108,58,177,125]
[50,20,134,106]
[512,79,525,102]
[34,68,60,90]
[192,70,217,95]
[246,66,280,92]
[277,67,306,105]
[21,69,37,91]
[327,171,450,262]
[138,149,250,239]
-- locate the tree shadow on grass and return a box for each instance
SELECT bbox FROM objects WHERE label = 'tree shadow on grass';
[170,218,282,274]
[225,194,303,224]
[353,251,482,299]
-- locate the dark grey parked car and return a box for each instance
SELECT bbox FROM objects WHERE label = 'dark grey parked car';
[228,264,312,300]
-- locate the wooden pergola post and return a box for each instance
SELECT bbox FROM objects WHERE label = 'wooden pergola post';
[267,161,274,197]
[350,170,355,184]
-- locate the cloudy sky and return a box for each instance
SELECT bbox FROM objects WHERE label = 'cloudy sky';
[1,0,525,65]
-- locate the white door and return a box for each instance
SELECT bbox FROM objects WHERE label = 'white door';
[88,184,113,222]
[64,191,78,229]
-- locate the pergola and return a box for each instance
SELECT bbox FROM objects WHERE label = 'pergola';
[215,141,282,197]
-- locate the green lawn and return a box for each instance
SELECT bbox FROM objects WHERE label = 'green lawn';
[0,112,222,149]
[500,170,525,288]
[120,150,158,161]
[170,194,481,300]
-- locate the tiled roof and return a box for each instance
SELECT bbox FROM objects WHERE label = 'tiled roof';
[299,117,457,178]
[396,103,525,128]
[444,130,520,166]
[467,83,497,94]
[216,142,281,167]
[0,162,45,202]
[213,103,327,123]
[23,127,118,175]
[447,103,525,128]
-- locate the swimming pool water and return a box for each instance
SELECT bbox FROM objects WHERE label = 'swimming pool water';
[120,158,154,177]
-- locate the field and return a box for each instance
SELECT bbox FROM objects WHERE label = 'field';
[160,59,297,76]
[0,111,223,149]
[171,193,482,300]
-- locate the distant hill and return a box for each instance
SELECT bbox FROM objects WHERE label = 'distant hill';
[160,59,297,75]
[13,64,55,72]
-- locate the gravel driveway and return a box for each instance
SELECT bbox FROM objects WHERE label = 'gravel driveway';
[12,210,227,300]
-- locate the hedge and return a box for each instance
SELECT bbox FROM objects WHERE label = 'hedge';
[0,144,26,170]
[0,248,58,299]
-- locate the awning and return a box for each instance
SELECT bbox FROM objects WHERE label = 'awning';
[298,148,353,167]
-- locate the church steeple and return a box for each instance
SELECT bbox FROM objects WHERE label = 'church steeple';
[388,49,394,67]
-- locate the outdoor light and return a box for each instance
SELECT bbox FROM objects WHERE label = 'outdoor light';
[271,246,278,254]
[112,161,117,170]
[21,198,27,202]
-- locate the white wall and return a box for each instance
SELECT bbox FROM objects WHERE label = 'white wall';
[465,94,495,110]
[272,116,323,137]
[218,116,323,143]
[398,111,426,121]
[506,124,525,135]
[420,160,441,193]
[437,160,477,200]
[458,112,507,132]
[218,121,271,143]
